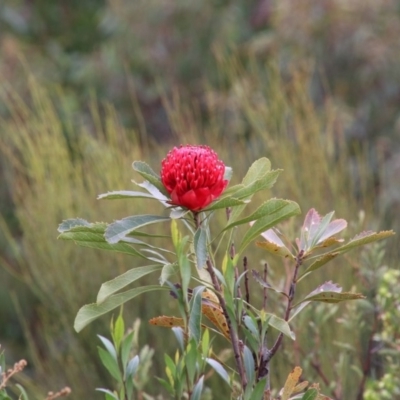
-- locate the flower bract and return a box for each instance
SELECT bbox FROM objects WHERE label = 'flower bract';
[160,145,228,211]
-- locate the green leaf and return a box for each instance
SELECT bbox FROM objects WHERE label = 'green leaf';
[58,218,91,232]
[267,314,295,340]
[301,291,365,304]
[233,169,281,201]
[58,222,145,258]
[132,161,168,195]
[112,314,125,352]
[300,388,319,400]
[248,378,268,400]
[194,227,208,270]
[203,196,247,211]
[185,340,199,385]
[96,388,120,400]
[98,190,158,201]
[243,158,272,186]
[125,355,140,380]
[301,230,395,277]
[97,264,163,303]
[243,345,255,385]
[191,376,205,400]
[98,335,118,361]
[205,358,230,385]
[121,331,135,371]
[74,285,168,332]
[160,263,179,285]
[290,281,364,321]
[238,200,301,254]
[105,215,170,244]
[98,347,122,382]
[189,286,206,343]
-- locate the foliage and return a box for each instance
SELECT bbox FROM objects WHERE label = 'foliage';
[58,145,393,398]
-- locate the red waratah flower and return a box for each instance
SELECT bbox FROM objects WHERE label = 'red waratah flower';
[160,145,228,211]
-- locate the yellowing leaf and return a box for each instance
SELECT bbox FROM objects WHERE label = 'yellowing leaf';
[201,290,231,340]
[281,366,302,400]
[149,316,185,328]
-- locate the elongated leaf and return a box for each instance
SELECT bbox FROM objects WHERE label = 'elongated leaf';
[105,215,170,244]
[97,264,163,303]
[191,376,205,400]
[301,388,319,400]
[149,316,185,328]
[233,169,281,201]
[189,286,206,343]
[98,190,157,201]
[290,281,364,321]
[238,200,301,254]
[267,314,295,340]
[302,230,395,276]
[160,263,179,285]
[226,199,299,231]
[132,161,168,195]
[243,157,272,185]
[248,378,268,400]
[58,218,91,232]
[58,222,145,258]
[243,345,255,385]
[205,358,230,385]
[96,389,120,400]
[201,290,230,340]
[98,335,117,361]
[256,240,294,259]
[98,347,121,381]
[204,196,247,211]
[281,366,302,400]
[125,355,140,380]
[301,291,365,304]
[75,285,167,332]
[194,227,207,270]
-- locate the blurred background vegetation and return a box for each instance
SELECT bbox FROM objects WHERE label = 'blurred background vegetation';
[0,0,399,399]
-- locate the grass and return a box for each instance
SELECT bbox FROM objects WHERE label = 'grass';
[0,58,394,399]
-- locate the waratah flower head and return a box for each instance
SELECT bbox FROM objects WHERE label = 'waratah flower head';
[160,145,228,211]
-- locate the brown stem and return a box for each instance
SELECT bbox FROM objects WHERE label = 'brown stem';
[265,250,304,363]
[243,257,250,308]
[206,259,248,390]
[262,263,268,311]
[356,305,380,400]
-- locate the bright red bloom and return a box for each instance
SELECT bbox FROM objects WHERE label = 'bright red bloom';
[161,145,228,211]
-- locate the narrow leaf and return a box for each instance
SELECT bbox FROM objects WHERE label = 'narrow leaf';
[74,285,167,332]
[132,161,168,194]
[243,345,255,385]
[98,190,157,201]
[205,358,230,385]
[98,347,121,381]
[267,314,295,340]
[281,366,302,400]
[58,223,145,258]
[238,200,301,254]
[191,376,205,400]
[194,227,207,269]
[301,388,319,400]
[189,286,206,343]
[97,264,163,303]
[105,215,170,244]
